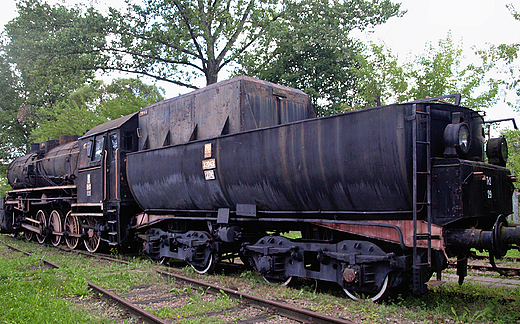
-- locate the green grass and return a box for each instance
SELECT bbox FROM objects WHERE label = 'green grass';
[149,289,237,320]
[280,231,302,239]
[0,235,162,323]
[3,234,520,324]
[0,246,105,323]
[471,248,520,258]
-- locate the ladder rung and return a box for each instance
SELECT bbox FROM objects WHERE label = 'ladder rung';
[416,111,430,115]
[417,141,430,145]
[417,202,431,205]
[416,171,430,175]
[415,262,431,266]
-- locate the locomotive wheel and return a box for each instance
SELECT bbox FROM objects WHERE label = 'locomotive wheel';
[24,230,33,241]
[189,253,216,274]
[343,275,389,302]
[83,217,102,253]
[35,210,48,244]
[24,217,34,241]
[64,212,80,250]
[48,210,62,247]
[262,276,293,286]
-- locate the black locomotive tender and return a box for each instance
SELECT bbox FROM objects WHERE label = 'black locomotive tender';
[2,76,519,300]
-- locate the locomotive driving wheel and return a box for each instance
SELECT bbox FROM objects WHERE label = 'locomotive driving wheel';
[24,229,33,241]
[24,216,34,241]
[48,210,62,247]
[35,210,48,244]
[64,212,80,249]
[83,217,102,253]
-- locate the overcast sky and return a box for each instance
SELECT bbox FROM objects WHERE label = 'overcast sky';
[1,0,519,129]
[356,0,520,129]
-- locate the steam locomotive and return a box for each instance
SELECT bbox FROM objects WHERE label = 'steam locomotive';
[1,76,519,301]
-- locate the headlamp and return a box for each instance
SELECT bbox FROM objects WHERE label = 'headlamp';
[443,122,471,156]
[486,137,508,166]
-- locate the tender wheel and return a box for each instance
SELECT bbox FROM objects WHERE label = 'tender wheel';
[189,253,216,274]
[48,210,62,247]
[343,275,389,302]
[64,212,80,249]
[158,257,169,265]
[83,217,102,253]
[263,276,293,286]
[35,210,48,244]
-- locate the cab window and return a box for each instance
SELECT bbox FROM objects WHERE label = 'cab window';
[92,136,105,161]
[110,134,118,155]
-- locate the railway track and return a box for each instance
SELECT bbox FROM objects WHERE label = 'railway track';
[1,239,355,324]
[443,253,520,276]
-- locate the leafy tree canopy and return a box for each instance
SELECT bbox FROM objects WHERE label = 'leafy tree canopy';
[501,129,520,188]
[32,78,164,141]
[476,4,520,110]
[351,33,499,110]
[3,0,403,93]
[236,0,404,115]
[2,0,98,108]
[0,52,32,164]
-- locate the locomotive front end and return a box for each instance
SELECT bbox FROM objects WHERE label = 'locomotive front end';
[425,101,518,281]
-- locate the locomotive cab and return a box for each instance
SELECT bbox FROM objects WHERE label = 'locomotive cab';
[76,112,140,250]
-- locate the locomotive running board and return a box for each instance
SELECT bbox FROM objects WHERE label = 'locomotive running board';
[7,185,76,194]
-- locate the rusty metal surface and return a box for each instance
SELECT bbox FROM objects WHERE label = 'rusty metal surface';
[314,220,444,249]
[128,103,415,214]
[7,141,79,189]
[2,242,62,269]
[137,76,314,150]
[87,281,169,324]
[81,112,138,138]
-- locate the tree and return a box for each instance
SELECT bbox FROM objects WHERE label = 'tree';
[2,0,98,108]
[406,34,498,109]
[351,34,498,111]
[501,129,520,189]
[350,42,407,109]
[32,78,164,141]
[236,0,404,115]
[3,0,403,92]
[0,52,32,164]
[1,0,98,162]
[476,4,520,110]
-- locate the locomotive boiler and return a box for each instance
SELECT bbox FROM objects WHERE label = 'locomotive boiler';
[2,76,520,301]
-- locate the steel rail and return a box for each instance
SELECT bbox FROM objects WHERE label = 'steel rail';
[466,263,520,276]
[56,247,131,265]
[2,241,62,269]
[156,269,355,324]
[1,241,166,324]
[87,281,169,324]
[470,253,520,262]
